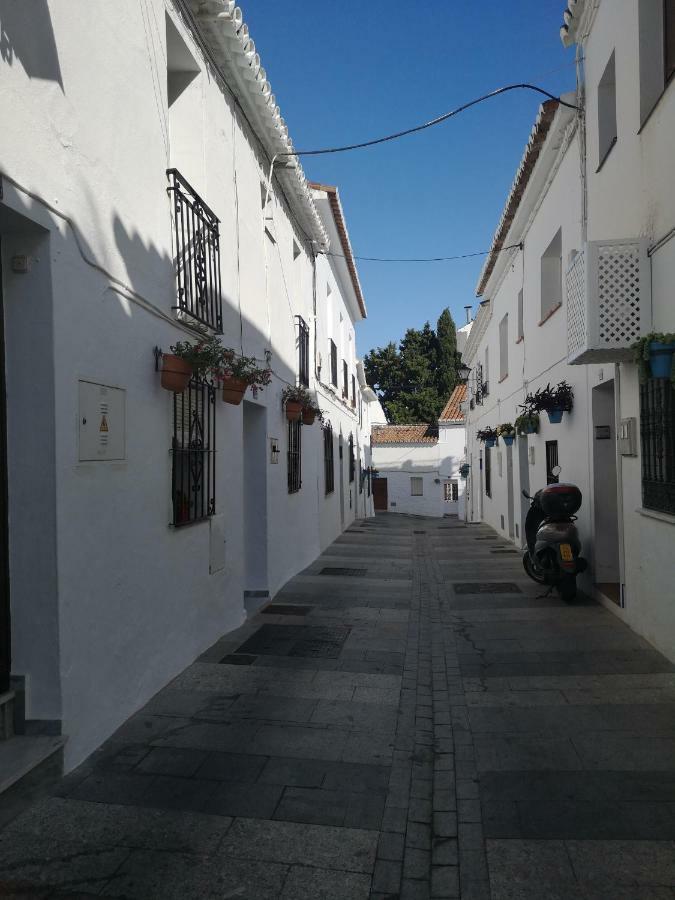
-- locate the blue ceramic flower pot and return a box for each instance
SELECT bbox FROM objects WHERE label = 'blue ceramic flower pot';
[485,438,496,448]
[502,435,515,446]
[525,424,537,434]
[649,341,675,379]
[547,408,564,424]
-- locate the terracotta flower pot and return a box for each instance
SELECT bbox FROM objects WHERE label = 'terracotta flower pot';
[302,406,316,425]
[222,376,248,405]
[161,355,193,393]
[285,400,303,422]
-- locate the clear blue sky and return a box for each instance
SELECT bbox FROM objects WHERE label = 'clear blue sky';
[242,1,575,357]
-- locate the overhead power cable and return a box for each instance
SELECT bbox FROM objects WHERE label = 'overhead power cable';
[321,242,522,264]
[279,84,580,157]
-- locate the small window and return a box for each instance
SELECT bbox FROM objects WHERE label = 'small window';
[485,447,492,498]
[540,229,562,322]
[330,340,338,387]
[517,289,524,341]
[499,313,509,381]
[288,420,302,493]
[410,477,423,496]
[297,316,309,387]
[484,347,490,396]
[546,440,560,485]
[640,379,675,515]
[359,459,363,494]
[323,423,334,495]
[638,1,675,124]
[597,51,617,168]
[171,379,216,526]
[349,434,355,483]
[443,482,459,503]
[343,361,349,399]
[667,1,675,82]
[351,374,356,408]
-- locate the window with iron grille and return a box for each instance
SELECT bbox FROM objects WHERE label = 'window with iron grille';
[546,440,560,484]
[640,379,675,515]
[343,361,349,399]
[359,460,363,493]
[368,466,371,496]
[323,423,334,495]
[410,477,423,496]
[287,419,302,493]
[330,340,338,387]
[351,374,356,408]
[348,433,355,482]
[166,169,222,333]
[444,481,459,502]
[667,0,675,83]
[171,379,216,526]
[485,447,492,497]
[297,316,309,387]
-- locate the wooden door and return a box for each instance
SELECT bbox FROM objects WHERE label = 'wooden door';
[373,477,388,511]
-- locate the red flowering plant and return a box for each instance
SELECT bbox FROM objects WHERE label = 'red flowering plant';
[222,352,273,393]
[281,386,324,423]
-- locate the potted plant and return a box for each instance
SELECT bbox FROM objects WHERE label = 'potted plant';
[281,386,323,424]
[497,423,516,446]
[221,352,273,405]
[459,462,470,479]
[515,412,540,435]
[477,426,498,448]
[161,336,226,392]
[631,332,675,386]
[525,381,574,424]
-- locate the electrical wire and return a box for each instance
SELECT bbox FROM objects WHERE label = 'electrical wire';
[279,84,580,157]
[321,243,522,264]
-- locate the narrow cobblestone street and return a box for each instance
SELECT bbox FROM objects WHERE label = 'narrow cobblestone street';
[1,514,675,898]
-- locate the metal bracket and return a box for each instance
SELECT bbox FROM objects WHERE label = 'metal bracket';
[154,346,163,372]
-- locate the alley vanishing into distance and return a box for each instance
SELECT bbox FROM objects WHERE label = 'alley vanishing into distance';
[1,515,674,899]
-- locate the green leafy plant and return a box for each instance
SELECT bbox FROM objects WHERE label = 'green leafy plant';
[282,386,324,422]
[496,423,515,437]
[476,426,498,442]
[169,336,228,377]
[524,381,574,413]
[222,352,273,390]
[514,412,540,435]
[631,333,675,386]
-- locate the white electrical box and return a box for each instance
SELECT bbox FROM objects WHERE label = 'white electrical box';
[619,417,638,456]
[79,381,126,461]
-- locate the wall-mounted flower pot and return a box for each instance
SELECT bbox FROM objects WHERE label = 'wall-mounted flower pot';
[161,355,193,392]
[502,435,515,446]
[302,406,316,425]
[285,400,303,422]
[222,376,248,405]
[547,408,565,424]
[649,341,675,379]
[484,438,496,448]
[525,424,538,434]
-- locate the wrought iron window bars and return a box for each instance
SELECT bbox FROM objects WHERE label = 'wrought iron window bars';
[640,378,675,515]
[296,316,310,387]
[288,419,302,494]
[171,378,216,527]
[167,169,223,333]
[324,423,335,495]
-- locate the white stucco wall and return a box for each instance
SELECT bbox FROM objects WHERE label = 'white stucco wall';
[0,0,373,768]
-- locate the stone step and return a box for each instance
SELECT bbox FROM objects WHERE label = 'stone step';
[0,735,65,829]
[0,691,14,740]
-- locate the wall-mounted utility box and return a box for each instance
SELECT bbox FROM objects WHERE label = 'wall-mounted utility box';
[79,381,126,461]
[619,417,638,456]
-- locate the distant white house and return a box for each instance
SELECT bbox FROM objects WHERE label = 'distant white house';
[371,384,467,518]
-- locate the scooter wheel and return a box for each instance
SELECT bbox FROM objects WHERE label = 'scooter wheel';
[523,550,547,584]
[557,576,577,603]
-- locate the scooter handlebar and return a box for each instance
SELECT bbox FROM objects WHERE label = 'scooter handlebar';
[521,489,531,500]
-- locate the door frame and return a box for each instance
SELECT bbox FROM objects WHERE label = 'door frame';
[0,238,10,693]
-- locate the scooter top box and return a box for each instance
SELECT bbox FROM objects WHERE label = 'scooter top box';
[540,483,582,517]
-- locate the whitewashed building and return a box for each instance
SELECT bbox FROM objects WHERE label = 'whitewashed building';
[0,0,375,774]
[371,385,467,519]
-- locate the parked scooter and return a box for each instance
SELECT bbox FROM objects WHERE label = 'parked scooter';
[521,466,587,602]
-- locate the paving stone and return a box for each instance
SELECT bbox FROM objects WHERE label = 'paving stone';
[378,830,405,861]
[195,750,268,783]
[372,858,402,894]
[134,747,207,777]
[280,865,371,899]
[431,864,460,898]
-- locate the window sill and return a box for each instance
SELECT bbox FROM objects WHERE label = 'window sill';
[637,506,675,526]
[515,336,524,345]
[595,135,617,174]
[498,374,508,384]
[538,302,562,327]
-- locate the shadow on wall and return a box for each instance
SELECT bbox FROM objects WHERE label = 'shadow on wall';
[0,0,64,90]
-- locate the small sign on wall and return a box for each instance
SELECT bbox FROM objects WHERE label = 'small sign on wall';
[79,380,126,461]
[594,425,611,439]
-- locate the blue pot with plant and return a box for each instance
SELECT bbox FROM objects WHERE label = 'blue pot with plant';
[632,334,675,384]
[497,423,516,446]
[524,382,574,425]
[477,427,498,448]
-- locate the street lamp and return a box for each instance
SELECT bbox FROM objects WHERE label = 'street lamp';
[457,363,471,383]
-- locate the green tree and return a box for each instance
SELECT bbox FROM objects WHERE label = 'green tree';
[436,308,459,400]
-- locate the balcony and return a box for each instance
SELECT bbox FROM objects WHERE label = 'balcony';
[566,239,651,364]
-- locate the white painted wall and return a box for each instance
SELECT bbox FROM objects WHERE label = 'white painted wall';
[0,0,373,768]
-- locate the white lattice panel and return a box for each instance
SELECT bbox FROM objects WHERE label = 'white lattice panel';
[567,239,651,364]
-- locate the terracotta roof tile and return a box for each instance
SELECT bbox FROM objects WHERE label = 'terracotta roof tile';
[439,384,467,422]
[371,425,438,445]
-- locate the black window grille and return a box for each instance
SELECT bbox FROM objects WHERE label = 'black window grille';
[343,361,349,399]
[640,379,675,515]
[546,440,560,484]
[368,466,371,496]
[349,433,355,483]
[485,446,491,497]
[351,374,356,408]
[330,340,338,387]
[297,316,309,387]
[324,423,334,495]
[166,169,222,333]
[171,379,216,526]
[475,364,483,405]
[288,419,302,494]
[666,0,675,83]
[359,460,363,494]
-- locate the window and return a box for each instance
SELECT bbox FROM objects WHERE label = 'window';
[171,379,216,526]
[546,440,560,484]
[167,169,223,333]
[297,316,309,387]
[597,51,617,168]
[330,339,338,387]
[484,348,490,396]
[343,361,349,399]
[499,313,509,381]
[288,420,302,493]
[517,289,524,341]
[485,447,492,498]
[351,374,356,408]
[260,182,276,243]
[348,433,355,482]
[323,423,334,495]
[640,379,675,515]
[359,460,363,494]
[540,228,562,322]
[638,1,675,124]
[292,239,301,261]
[410,477,423,496]
[443,481,459,502]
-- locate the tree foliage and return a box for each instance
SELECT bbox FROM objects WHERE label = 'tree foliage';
[364,308,462,424]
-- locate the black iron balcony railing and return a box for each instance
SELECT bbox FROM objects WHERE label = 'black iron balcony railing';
[167,169,223,333]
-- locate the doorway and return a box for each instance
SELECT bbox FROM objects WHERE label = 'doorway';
[592,380,621,604]
[373,477,388,511]
[0,239,9,693]
[506,444,515,538]
[338,435,345,527]
[518,436,530,547]
[243,402,268,592]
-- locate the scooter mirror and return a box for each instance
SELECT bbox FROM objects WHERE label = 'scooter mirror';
[551,464,562,477]
[521,489,530,499]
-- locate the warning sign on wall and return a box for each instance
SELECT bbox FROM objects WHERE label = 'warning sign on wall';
[79,381,126,461]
